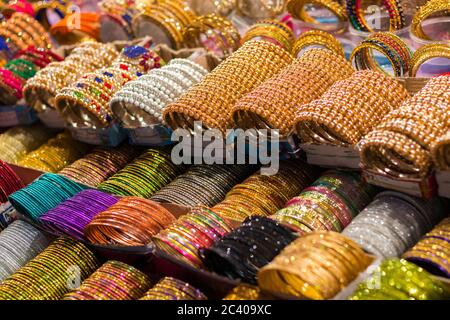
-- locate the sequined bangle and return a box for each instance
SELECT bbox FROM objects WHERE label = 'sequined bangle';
[293,30,344,58]
[140,277,207,300]
[350,32,412,77]
[183,14,240,58]
[210,160,317,224]
[258,231,373,300]
[153,206,232,268]
[59,144,138,187]
[294,70,410,146]
[272,170,377,235]
[0,124,53,164]
[411,0,450,40]
[151,164,256,208]
[8,173,89,221]
[409,43,450,77]
[287,0,348,27]
[0,237,100,300]
[0,220,50,282]
[64,260,151,300]
[201,216,297,284]
[403,217,450,278]
[0,160,24,203]
[343,191,446,258]
[359,75,450,178]
[350,259,448,300]
[431,132,450,171]
[98,148,184,198]
[17,132,88,173]
[163,40,293,134]
[232,48,354,137]
[85,196,176,246]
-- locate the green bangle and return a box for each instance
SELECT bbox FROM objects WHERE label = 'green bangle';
[5,58,37,80]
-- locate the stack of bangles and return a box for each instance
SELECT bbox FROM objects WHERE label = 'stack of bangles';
[257,231,373,300]
[0,220,50,282]
[59,144,139,187]
[0,160,24,203]
[85,197,176,246]
[50,12,101,44]
[271,171,377,235]
[110,58,208,126]
[350,32,412,77]
[236,0,286,19]
[64,261,151,300]
[188,0,236,16]
[163,40,293,134]
[349,259,448,300]
[200,216,297,284]
[97,148,185,198]
[403,217,450,278]
[152,206,232,268]
[140,277,207,300]
[210,160,317,224]
[0,125,53,163]
[293,70,410,146]
[241,19,295,53]
[24,42,118,113]
[0,238,100,300]
[183,14,240,58]
[359,75,450,179]
[17,132,88,173]
[98,0,137,39]
[56,45,162,128]
[411,0,450,41]
[2,0,35,18]
[293,29,345,57]
[409,43,450,77]
[432,131,450,170]
[286,0,348,30]
[132,0,196,49]
[0,46,63,104]
[39,190,119,240]
[0,12,52,55]
[343,191,445,258]
[33,0,71,30]
[223,285,262,300]
[346,0,405,32]
[151,164,256,207]
[232,49,354,137]
[8,173,88,221]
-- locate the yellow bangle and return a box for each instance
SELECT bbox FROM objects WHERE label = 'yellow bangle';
[411,0,450,41]
[293,29,344,57]
[287,0,347,24]
[409,43,450,77]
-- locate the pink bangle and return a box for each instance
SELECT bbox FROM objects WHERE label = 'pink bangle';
[6,0,35,17]
[0,69,23,98]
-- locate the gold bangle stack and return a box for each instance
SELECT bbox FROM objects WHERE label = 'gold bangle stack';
[294,70,410,146]
[431,131,450,171]
[286,0,348,25]
[258,231,373,300]
[232,48,353,137]
[163,40,293,134]
[188,0,236,16]
[359,75,450,178]
[223,285,262,300]
[241,19,295,53]
[133,0,196,49]
[411,0,450,41]
[293,29,344,57]
[409,43,450,77]
[236,0,286,19]
[23,42,118,113]
[183,14,241,58]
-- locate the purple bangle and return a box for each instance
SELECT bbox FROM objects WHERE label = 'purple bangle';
[39,189,118,240]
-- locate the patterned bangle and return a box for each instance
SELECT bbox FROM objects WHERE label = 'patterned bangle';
[431,131,450,170]
[411,0,450,40]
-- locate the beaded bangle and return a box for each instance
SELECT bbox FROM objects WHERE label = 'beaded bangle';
[17,132,88,173]
[409,43,450,77]
[241,19,295,53]
[150,164,256,208]
[98,148,185,198]
[233,48,354,137]
[163,40,293,134]
[211,160,317,224]
[140,277,207,300]
[343,191,446,258]
[0,237,100,300]
[258,231,373,300]
[272,170,377,235]
[411,0,450,41]
[294,70,410,145]
[85,197,176,246]
[349,259,448,300]
[0,220,50,282]
[64,260,151,300]
[201,216,297,284]
[0,160,24,204]
[8,173,89,221]
[432,131,450,170]
[350,32,412,77]
[293,29,344,57]
[287,0,348,26]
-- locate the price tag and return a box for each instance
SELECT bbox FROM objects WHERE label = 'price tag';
[301,144,361,169]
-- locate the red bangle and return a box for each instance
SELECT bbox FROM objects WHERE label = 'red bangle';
[0,160,24,203]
